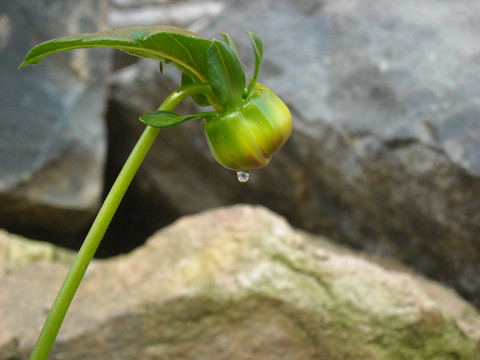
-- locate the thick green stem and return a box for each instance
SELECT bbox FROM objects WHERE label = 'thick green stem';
[28,126,159,360]
[29,83,212,360]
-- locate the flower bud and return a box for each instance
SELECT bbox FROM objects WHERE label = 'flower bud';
[201,83,292,171]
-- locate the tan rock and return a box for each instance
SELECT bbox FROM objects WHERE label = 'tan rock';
[1,205,479,359]
[0,229,75,275]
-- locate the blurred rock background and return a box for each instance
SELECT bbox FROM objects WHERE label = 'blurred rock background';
[0,0,111,242]
[1,0,480,314]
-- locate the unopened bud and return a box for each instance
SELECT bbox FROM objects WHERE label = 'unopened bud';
[202,83,292,171]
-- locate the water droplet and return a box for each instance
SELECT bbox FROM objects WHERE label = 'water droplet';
[236,171,249,183]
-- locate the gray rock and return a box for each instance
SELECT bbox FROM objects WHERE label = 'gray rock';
[0,0,111,245]
[107,0,225,30]
[1,205,479,359]
[107,0,480,306]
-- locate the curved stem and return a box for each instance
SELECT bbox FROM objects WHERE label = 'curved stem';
[161,82,214,110]
[29,83,209,360]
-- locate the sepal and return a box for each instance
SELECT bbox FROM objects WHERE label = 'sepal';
[246,31,263,96]
[140,110,216,128]
[206,39,246,109]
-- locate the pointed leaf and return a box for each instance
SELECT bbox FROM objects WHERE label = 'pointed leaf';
[220,33,240,60]
[246,31,264,96]
[207,39,246,109]
[139,110,216,128]
[19,25,212,82]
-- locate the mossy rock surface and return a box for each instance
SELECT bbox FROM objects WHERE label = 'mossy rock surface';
[1,205,479,359]
[0,229,75,274]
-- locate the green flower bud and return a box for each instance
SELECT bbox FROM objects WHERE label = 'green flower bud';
[201,83,292,172]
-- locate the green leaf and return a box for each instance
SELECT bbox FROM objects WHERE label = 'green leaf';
[246,31,264,96]
[207,39,246,109]
[220,33,240,60]
[19,25,212,82]
[181,73,211,107]
[139,110,216,128]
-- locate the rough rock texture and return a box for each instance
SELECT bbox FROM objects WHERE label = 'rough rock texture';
[1,206,479,359]
[0,0,110,245]
[106,0,480,306]
[0,229,75,275]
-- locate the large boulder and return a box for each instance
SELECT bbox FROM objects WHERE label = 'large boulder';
[0,0,111,246]
[1,205,479,359]
[106,0,480,306]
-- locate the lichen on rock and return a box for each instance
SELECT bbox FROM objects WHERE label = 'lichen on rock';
[1,205,479,359]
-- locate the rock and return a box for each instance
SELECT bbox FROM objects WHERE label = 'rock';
[107,0,225,30]
[106,0,480,306]
[0,0,111,246]
[0,229,75,275]
[1,205,479,359]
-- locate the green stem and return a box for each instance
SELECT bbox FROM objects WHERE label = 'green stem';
[29,83,212,360]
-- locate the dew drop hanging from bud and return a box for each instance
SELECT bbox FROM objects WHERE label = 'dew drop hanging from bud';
[236,171,250,183]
